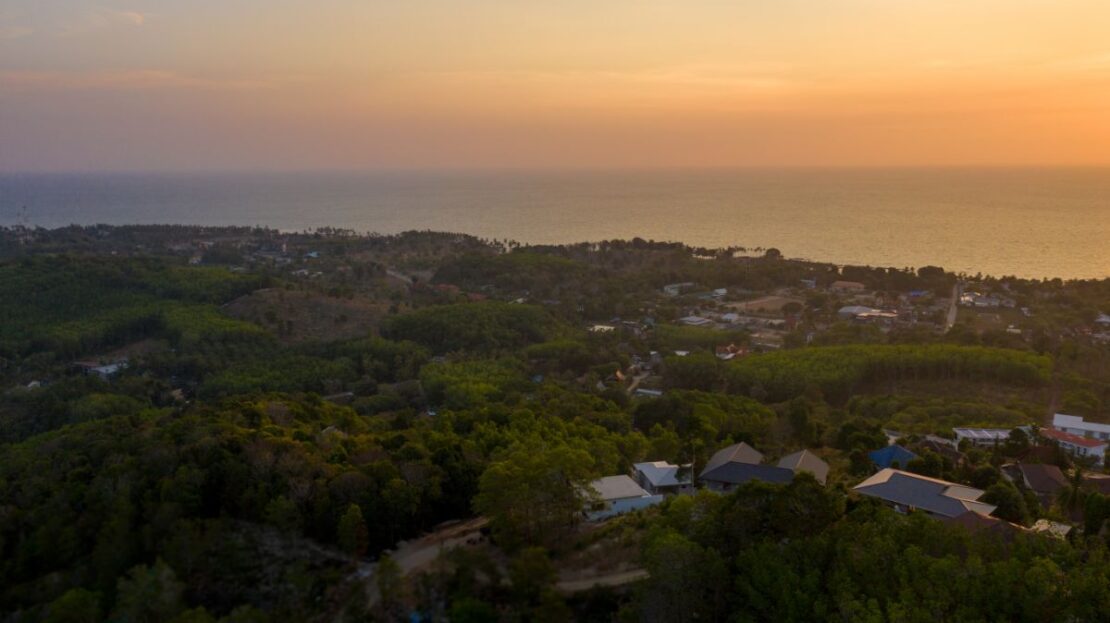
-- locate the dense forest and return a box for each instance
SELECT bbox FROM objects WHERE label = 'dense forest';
[1,225,1109,622]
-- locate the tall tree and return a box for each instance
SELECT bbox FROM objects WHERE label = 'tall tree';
[473,444,595,549]
[337,503,369,560]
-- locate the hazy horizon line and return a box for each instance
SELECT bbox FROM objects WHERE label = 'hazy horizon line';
[5,164,1110,176]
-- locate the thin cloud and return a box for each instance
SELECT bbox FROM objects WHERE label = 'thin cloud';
[116,10,145,26]
[427,64,796,97]
[1049,52,1110,72]
[59,8,147,36]
[0,69,287,93]
[0,25,33,40]
[0,6,32,40]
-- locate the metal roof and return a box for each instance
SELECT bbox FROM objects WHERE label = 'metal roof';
[953,428,1011,440]
[1041,427,1107,449]
[853,469,995,518]
[777,450,829,484]
[700,442,763,477]
[868,445,918,469]
[701,462,794,486]
[589,475,652,501]
[633,461,692,488]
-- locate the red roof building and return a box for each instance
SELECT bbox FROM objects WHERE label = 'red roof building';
[1040,428,1107,465]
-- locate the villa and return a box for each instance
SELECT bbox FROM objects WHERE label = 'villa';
[633,461,695,496]
[1040,428,1107,465]
[584,475,664,521]
[1052,413,1110,442]
[853,469,996,519]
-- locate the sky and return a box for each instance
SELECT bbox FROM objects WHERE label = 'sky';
[2,1,1110,171]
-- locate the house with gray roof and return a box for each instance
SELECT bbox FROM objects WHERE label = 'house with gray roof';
[704,442,763,471]
[700,442,793,492]
[1002,462,1068,507]
[700,443,829,492]
[852,468,996,519]
[777,450,830,485]
[633,461,694,495]
[584,475,664,521]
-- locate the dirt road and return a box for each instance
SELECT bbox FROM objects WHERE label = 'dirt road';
[945,283,960,331]
[362,517,489,604]
[556,568,649,593]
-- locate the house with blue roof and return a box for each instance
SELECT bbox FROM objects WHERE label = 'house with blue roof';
[868,445,918,469]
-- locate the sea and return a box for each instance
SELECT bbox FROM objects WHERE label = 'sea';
[1,168,1107,280]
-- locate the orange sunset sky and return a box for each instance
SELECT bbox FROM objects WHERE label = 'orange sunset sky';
[3,1,1110,171]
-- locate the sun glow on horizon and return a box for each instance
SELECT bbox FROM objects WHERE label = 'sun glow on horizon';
[3,1,1110,171]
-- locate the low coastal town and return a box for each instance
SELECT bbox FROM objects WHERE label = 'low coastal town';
[2,225,1109,621]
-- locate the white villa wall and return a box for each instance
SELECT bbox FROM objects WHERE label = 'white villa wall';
[586,495,664,521]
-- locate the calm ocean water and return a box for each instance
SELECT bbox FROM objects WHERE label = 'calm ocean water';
[1,169,1107,279]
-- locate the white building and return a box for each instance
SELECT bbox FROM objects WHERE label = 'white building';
[663,282,696,297]
[678,315,713,327]
[584,475,663,521]
[1053,413,1110,442]
[1040,428,1107,466]
[838,305,879,320]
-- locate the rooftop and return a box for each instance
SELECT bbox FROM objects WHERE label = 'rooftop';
[633,461,692,488]
[953,428,1012,441]
[839,305,878,316]
[944,511,1010,534]
[1084,474,1110,495]
[1015,463,1068,493]
[678,315,713,326]
[868,445,918,469]
[1040,427,1108,449]
[777,450,829,484]
[701,442,763,477]
[853,468,996,519]
[589,475,653,502]
[700,462,795,486]
[1054,413,1110,434]
[1031,519,1072,538]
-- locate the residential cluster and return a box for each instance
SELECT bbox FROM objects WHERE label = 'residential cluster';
[586,412,1107,534]
[584,442,830,520]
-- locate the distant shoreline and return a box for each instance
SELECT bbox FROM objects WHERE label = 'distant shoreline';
[2,169,1107,280]
[3,223,1107,283]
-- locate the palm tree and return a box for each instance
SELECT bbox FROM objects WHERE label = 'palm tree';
[1060,467,1087,518]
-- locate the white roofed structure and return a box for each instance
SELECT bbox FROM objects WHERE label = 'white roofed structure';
[1053,413,1110,441]
[633,461,694,495]
[678,315,713,327]
[953,428,1012,446]
[584,475,663,521]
